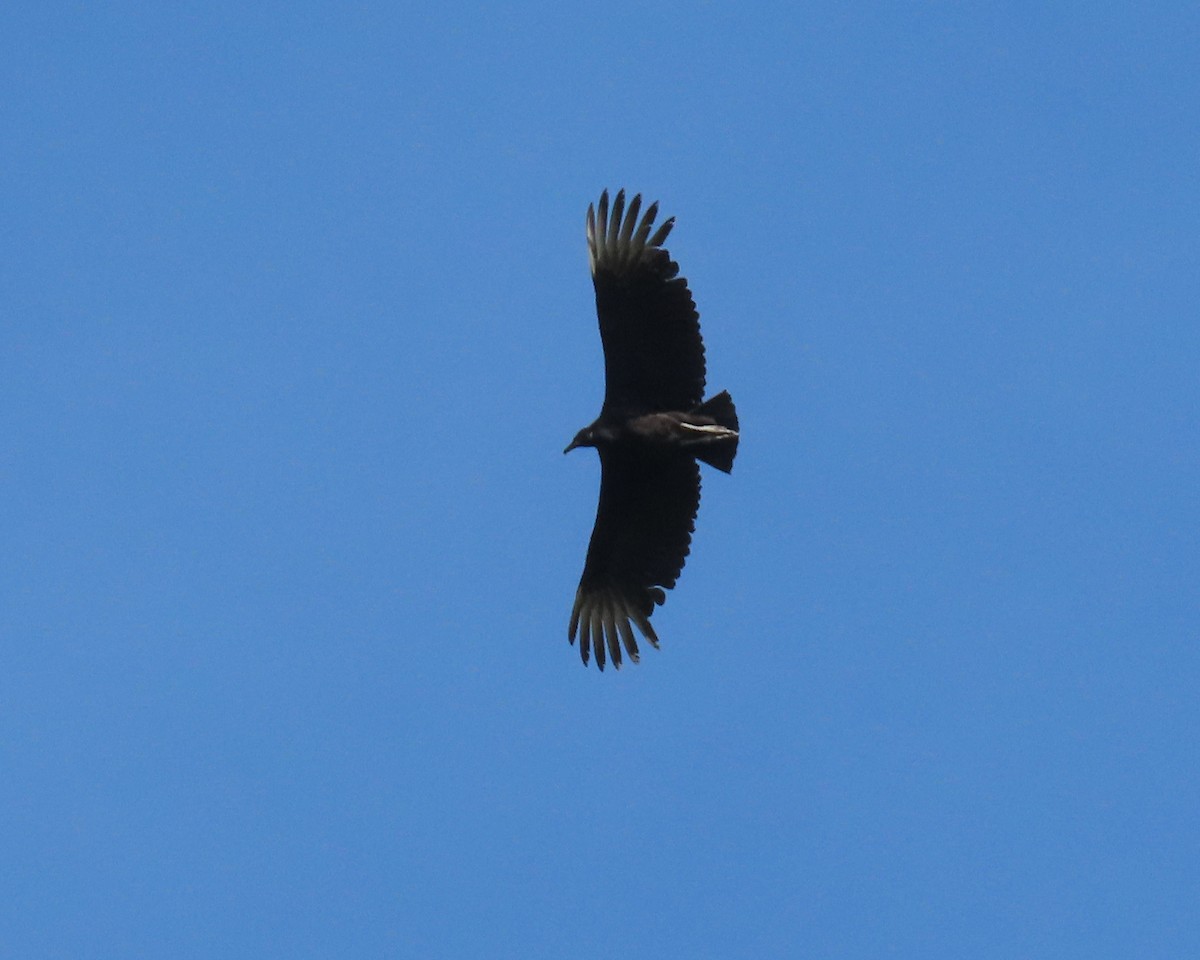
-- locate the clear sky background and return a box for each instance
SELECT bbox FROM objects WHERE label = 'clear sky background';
[3,3,1197,958]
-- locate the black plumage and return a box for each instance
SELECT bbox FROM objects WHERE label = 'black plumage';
[564,190,739,669]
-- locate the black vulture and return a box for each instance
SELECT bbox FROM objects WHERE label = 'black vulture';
[564,189,739,670]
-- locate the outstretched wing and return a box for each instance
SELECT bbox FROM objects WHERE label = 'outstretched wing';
[588,190,706,416]
[568,447,701,670]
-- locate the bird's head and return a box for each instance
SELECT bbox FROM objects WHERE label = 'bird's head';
[564,426,596,454]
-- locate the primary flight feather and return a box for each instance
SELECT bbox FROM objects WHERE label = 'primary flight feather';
[564,190,739,670]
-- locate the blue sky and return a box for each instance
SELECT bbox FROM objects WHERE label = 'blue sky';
[3,3,1197,957]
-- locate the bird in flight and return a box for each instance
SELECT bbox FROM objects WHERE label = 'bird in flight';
[564,189,739,670]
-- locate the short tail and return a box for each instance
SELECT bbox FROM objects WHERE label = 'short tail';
[691,390,739,473]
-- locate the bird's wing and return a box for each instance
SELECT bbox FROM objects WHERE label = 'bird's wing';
[568,446,701,669]
[588,190,706,415]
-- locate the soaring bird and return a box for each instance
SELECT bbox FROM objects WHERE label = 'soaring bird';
[564,189,739,670]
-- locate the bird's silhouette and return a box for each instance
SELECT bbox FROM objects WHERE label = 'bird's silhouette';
[564,190,739,669]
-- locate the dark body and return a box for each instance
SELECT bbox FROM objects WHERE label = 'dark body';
[564,190,739,669]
